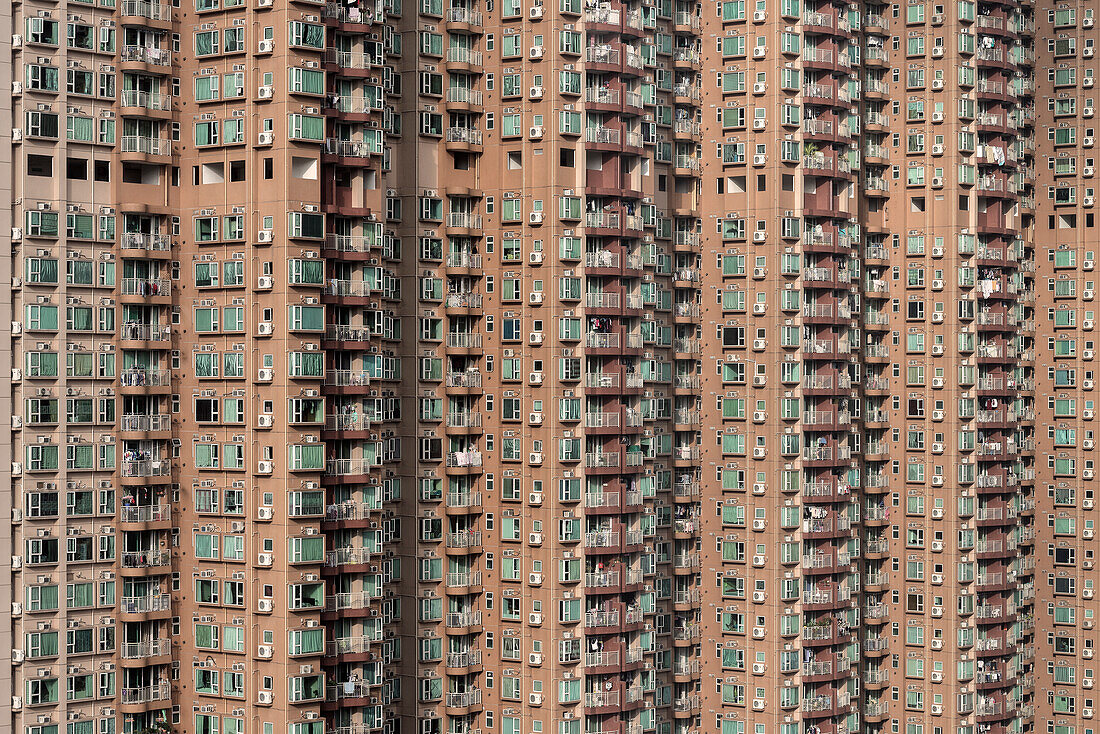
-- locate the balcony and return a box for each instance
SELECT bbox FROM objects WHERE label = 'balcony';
[446,451,482,468]
[121,549,171,569]
[446,571,483,588]
[121,278,170,296]
[445,689,483,708]
[120,504,170,523]
[120,594,171,614]
[120,682,171,705]
[122,0,171,21]
[325,458,373,476]
[121,459,171,478]
[121,233,170,252]
[121,90,172,111]
[446,491,483,508]
[121,136,172,156]
[121,414,170,432]
[120,323,170,341]
[325,370,372,387]
[445,127,484,145]
[447,530,482,548]
[121,639,170,659]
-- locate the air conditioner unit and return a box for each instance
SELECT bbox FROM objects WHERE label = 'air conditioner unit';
[931,606,943,617]
[931,573,943,584]
[529,332,544,344]
[1088,167,1097,178]
[932,378,944,388]
[258,645,273,658]
[530,5,543,17]
[257,599,274,613]
[529,532,543,545]
[1087,17,1096,27]
[529,251,544,264]
[753,154,766,166]
[932,79,944,90]
[257,461,273,474]
[258,85,274,99]
[753,46,765,58]
[529,211,544,224]
[257,228,274,242]
[752,626,765,638]
[1088,529,1097,540]
[529,492,543,504]
[752,376,766,387]
[257,39,274,53]
[752,555,765,566]
[1088,439,1096,449]
[932,345,944,355]
[932,508,944,518]
[932,312,944,322]
[12,82,22,95]
[931,640,943,650]
[1089,290,1096,300]
[529,292,544,304]
[753,266,766,277]
[529,86,544,99]
[753,303,766,314]
[1087,678,1095,688]
[1086,708,1095,719]
[529,613,543,625]
[932,442,944,453]
[752,338,766,349]
[257,132,274,146]
[932,13,944,23]
[257,507,273,520]
[257,276,274,290]
[931,541,943,551]
[753,410,766,420]
[257,415,274,428]
[752,519,766,530]
[258,0,274,6]
[932,112,944,122]
[529,46,544,59]
[258,691,274,705]
[752,591,765,602]
[529,572,543,585]
[257,553,273,566]
[258,369,274,381]
[529,452,543,464]
[753,9,766,20]
[753,231,767,242]
[752,662,765,674]
[529,652,544,665]
[753,82,766,94]
[932,47,944,57]
[932,476,944,486]
[1087,469,1095,479]
[932,409,945,420]
[529,693,544,705]
[933,279,945,289]
[258,322,274,335]
[931,705,943,715]
[529,125,544,139]
[931,177,944,187]
[529,412,543,425]
[1088,409,1096,419]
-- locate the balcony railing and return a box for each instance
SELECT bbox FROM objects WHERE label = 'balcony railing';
[121,136,172,156]
[122,0,170,20]
[121,414,171,432]
[121,639,170,659]
[121,682,172,704]
[121,90,172,111]
[120,504,170,523]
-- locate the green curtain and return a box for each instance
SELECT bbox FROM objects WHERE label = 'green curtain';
[39,632,59,656]
[195,309,216,332]
[37,259,58,283]
[196,445,216,468]
[303,24,324,48]
[300,260,324,283]
[301,115,324,140]
[69,582,94,607]
[69,307,93,331]
[67,116,93,141]
[194,354,215,377]
[35,585,59,609]
[69,445,93,468]
[301,352,323,375]
[69,259,93,282]
[195,32,214,55]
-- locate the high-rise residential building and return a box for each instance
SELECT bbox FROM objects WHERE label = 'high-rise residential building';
[3,0,1099,734]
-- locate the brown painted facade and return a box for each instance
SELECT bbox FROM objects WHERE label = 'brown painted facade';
[3,1,1098,734]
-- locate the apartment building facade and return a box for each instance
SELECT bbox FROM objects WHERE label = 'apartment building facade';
[1,0,1096,734]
